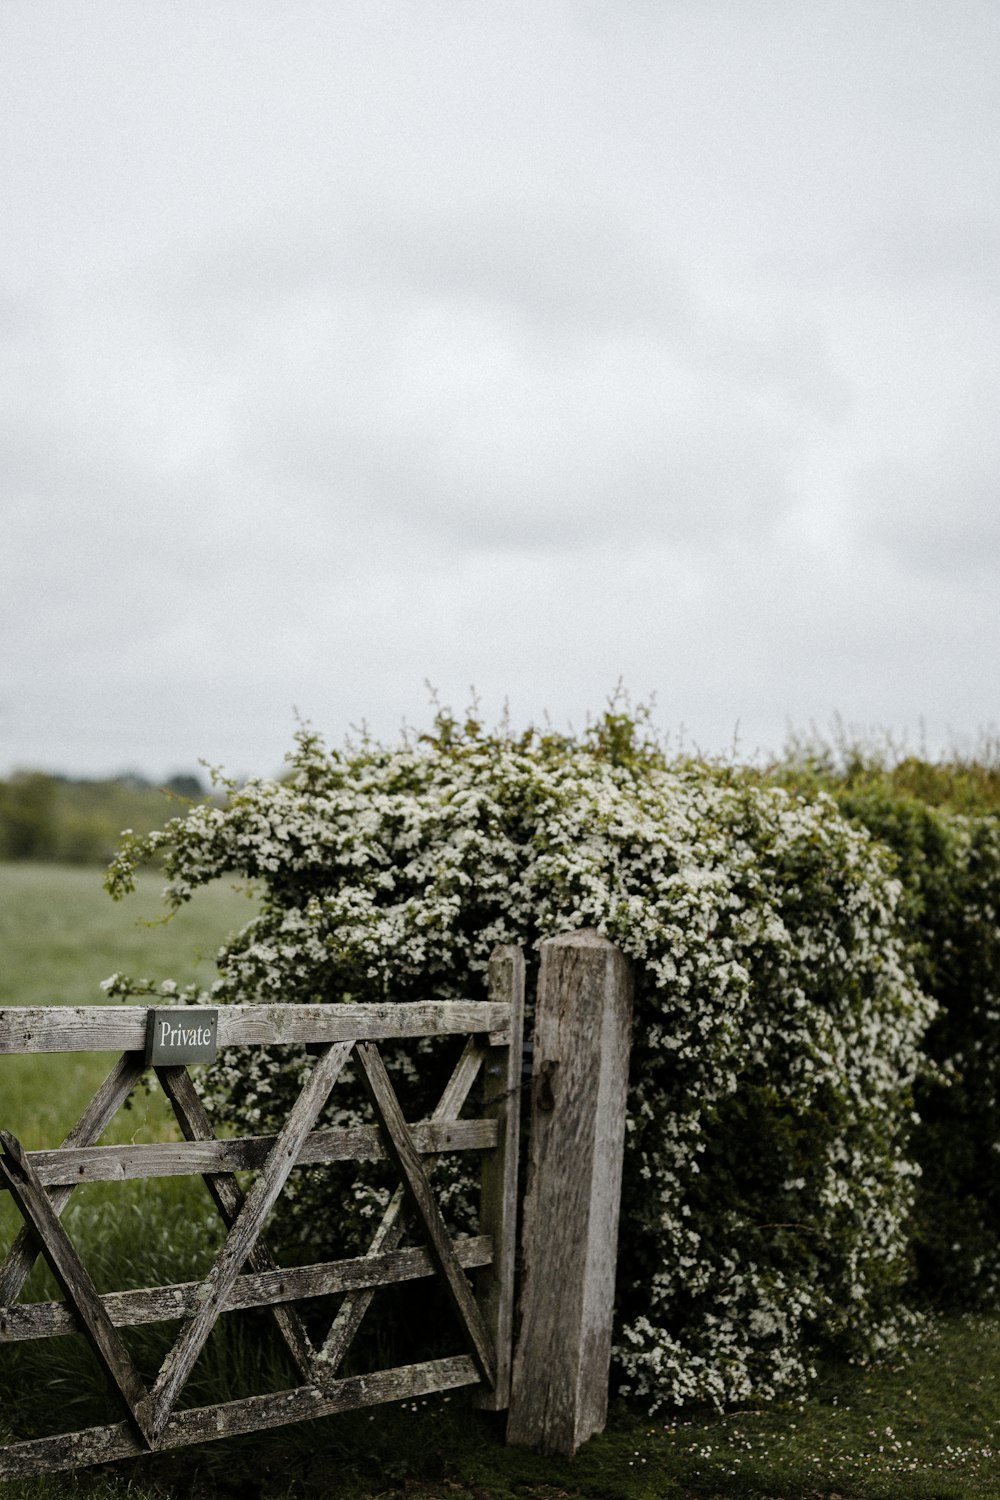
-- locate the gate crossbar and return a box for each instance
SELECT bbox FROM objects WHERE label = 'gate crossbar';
[0,948,524,1478]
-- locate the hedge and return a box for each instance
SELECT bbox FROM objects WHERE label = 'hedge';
[104,712,935,1410]
[767,743,1000,1307]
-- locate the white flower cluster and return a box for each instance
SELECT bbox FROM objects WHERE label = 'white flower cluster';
[106,720,934,1409]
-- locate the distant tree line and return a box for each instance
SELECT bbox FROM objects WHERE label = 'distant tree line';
[0,770,205,864]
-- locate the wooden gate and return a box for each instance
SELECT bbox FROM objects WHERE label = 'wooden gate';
[0,947,524,1478]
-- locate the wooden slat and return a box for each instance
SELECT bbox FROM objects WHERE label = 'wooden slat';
[0,977,521,1476]
[0,1236,494,1343]
[5,1117,498,1189]
[0,1354,480,1478]
[0,1052,145,1306]
[355,1042,497,1389]
[148,1042,354,1439]
[316,1037,486,1380]
[0,1001,508,1054]
[155,1065,317,1387]
[0,1132,154,1447]
[473,946,524,1411]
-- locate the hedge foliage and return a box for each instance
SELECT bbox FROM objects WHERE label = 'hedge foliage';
[766,739,1000,1307]
[106,711,934,1410]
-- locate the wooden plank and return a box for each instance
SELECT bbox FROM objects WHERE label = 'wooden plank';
[155,1065,317,1388]
[148,1041,353,1439]
[6,1117,498,1189]
[0,1236,494,1343]
[507,930,633,1457]
[0,1051,145,1306]
[355,1042,497,1390]
[0,1354,480,1478]
[473,946,524,1411]
[0,1001,508,1054]
[0,1132,154,1447]
[315,1037,486,1380]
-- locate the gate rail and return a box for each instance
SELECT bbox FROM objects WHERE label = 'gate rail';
[0,946,524,1478]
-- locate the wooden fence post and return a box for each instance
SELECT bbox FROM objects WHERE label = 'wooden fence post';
[473,944,525,1410]
[506,929,633,1457]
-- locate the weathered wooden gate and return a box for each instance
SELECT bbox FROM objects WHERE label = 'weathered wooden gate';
[0,946,524,1478]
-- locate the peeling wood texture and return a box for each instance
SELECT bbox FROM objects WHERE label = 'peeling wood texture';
[0,1355,480,1478]
[473,946,524,1412]
[0,964,523,1475]
[355,1041,498,1390]
[0,1051,145,1306]
[506,930,633,1458]
[0,1001,508,1053]
[0,1235,493,1343]
[2,1116,498,1189]
[316,1037,487,1380]
[147,1041,354,1439]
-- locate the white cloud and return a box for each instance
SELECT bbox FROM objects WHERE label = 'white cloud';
[2,1,999,776]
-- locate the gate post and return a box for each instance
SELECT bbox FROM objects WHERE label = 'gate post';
[506,929,633,1457]
[474,944,525,1411]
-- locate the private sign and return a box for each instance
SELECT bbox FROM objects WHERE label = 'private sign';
[146,1008,219,1066]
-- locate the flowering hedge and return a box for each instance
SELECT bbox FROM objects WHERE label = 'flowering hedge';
[105,714,934,1409]
[845,796,1000,1307]
[768,745,1000,1307]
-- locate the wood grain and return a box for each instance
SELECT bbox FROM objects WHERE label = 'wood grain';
[506,930,633,1457]
[0,1235,493,1343]
[0,1131,154,1447]
[0,970,521,1474]
[0,1001,507,1054]
[5,1117,498,1188]
[156,1064,317,1385]
[148,1041,353,1437]
[0,1051,144,1306]
[355,1042,497,1389]
[315,1036,486,1380]
[473,946,524,1411]
[0,1355,480,1478]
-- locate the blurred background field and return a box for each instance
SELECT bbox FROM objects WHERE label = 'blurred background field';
[0,862,256,1240]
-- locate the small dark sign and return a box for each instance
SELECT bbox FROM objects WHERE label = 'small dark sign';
[146,1008,218,1066]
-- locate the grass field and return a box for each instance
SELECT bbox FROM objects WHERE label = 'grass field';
[3,863,1000,1499]
[0,860,257,1147]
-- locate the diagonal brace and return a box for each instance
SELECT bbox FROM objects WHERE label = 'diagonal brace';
[354,1042,497,1390]
[315,1036,485,1380]
[0,1052,146,1307]
[0,1130,155,1447]
[147,1039,354,1440]
[156,1064,316,1384]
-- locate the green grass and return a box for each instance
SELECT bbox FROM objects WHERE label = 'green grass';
[5,1312,1000,1498]
[0,861,255,1009]
[0,862,257,1253]
[4,864,1000,1498]
[0,861,258,1148]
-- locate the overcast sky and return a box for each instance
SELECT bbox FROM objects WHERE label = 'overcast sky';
[2,1,998,780]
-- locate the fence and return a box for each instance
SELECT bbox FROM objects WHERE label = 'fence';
[1,930,633,1471]
[0,946,524,1478]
